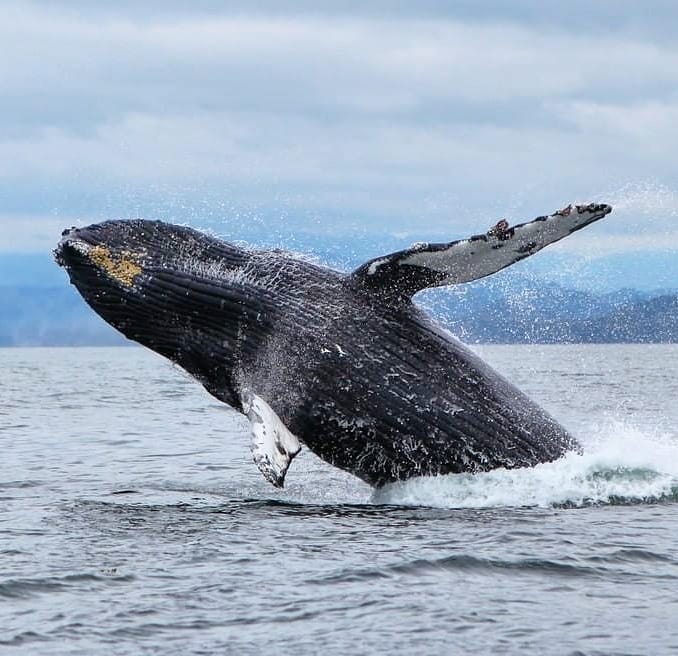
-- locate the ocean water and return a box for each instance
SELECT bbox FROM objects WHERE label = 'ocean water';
[2,344,678,655]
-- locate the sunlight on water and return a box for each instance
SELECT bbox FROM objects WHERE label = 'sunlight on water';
[374,423,678,509]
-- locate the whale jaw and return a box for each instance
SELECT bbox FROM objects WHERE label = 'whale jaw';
[54,220,262,409]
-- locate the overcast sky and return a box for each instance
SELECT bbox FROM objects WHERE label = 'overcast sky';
[2,1,678,289]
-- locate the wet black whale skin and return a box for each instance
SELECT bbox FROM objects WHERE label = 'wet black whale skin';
[56,220,580,487]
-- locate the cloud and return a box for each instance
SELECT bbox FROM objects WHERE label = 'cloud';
[4,8,678,135]
[0,214,83,253]
[1,1,678,262]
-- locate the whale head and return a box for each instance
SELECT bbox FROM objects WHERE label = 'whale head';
[55,220,254,406]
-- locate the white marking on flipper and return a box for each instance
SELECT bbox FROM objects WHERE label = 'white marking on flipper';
[242,391,301,488]
[352,202,612,296]
[399,202,612,284]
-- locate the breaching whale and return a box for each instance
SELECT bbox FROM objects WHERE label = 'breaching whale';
[55,203,612,488]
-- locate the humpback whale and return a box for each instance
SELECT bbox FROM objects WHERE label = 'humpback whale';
[55,203,612,488]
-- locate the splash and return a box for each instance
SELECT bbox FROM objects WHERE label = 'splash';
[601,180,678,218]
[374,424,678,509]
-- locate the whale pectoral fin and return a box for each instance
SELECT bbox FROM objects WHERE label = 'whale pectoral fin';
[351,203,612,298]
[242,391,301,488]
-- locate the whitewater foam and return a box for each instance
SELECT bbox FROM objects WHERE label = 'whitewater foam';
[374,423,678,509]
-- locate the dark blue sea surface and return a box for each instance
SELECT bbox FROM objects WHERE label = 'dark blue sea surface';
[2,345,678,655]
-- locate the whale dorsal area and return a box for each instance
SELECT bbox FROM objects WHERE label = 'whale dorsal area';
[242,390,302,488]
[351,203,612,299]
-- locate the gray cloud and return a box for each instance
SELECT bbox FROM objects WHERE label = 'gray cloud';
[5,8,678,133]
[2,1,678,253]
[26,1,678,40]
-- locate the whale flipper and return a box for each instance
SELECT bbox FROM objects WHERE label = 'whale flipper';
[242,391,301,488]
[352,203,612,299]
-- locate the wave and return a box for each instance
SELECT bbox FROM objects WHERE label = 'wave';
[374,423,678,509]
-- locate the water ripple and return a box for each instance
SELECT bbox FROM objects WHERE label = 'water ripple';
[314,554,613,585]
[0,572,135,600]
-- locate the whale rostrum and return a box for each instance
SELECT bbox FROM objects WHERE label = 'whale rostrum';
[55,203,612,487]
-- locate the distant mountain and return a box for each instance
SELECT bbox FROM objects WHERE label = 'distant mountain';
[0,252,676,345]
[0,285,126,347]
[573,295,678,343]
[414,275,677,344]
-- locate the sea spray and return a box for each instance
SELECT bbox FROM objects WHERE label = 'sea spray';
[374,422,678,509]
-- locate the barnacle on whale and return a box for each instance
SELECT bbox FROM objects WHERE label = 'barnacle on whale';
[89,246,142,287]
